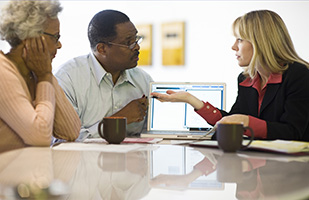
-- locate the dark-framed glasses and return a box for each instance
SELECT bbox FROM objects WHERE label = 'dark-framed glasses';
[43,32,61,43]
[108,35,143,50]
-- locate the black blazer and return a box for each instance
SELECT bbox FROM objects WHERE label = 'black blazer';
[220,62,309,141]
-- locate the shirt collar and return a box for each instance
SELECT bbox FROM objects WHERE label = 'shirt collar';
[240,72,282,87]
[89,53,106,85]
[89,53,135,87]
[119,70,135,87]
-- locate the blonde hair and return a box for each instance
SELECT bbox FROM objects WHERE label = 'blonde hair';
[232,10,309,78]
[0,0,62,47]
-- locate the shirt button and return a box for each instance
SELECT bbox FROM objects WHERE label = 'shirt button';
[206,105,210,109]
[213,110,217,113]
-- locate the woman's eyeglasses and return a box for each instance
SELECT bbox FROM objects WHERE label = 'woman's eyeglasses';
[43,32,61,43]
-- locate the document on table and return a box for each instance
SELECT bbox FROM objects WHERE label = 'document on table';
[52,142,157,153]
[249,140,309,154]
[190,139,309,155]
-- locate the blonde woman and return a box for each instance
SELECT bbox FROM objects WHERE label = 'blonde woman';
[151,10,309,141]
[0,0,80,153]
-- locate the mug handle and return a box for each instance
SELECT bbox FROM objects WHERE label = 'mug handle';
[97,152,104,170]
[241,126,254,149]
[98,120,105,139]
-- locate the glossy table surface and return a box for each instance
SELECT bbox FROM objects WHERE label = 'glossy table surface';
[0,142,308,200]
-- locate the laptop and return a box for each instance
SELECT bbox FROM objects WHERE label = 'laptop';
[141,82,226,139]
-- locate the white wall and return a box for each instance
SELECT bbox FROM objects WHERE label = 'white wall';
[1,1,309,111]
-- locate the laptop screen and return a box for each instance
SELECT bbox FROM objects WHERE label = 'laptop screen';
[148,82,226,131]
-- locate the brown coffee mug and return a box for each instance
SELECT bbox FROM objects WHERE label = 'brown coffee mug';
[216,123,254,152]
[98,117,127,144]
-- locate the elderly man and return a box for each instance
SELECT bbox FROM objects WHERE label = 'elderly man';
[55,10,153,141]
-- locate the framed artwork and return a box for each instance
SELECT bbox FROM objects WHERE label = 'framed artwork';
[136,24,152,66]
[161,21,185,66]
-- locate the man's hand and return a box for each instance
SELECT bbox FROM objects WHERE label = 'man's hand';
[112,96,148,124]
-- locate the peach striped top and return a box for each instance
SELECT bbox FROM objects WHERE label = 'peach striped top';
[0,53,80,153]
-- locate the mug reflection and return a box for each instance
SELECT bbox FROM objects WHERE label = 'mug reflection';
[65,150,150,200]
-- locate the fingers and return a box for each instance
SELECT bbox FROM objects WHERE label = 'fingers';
[22,46,27,61]
[36,36,44,52]
[138,99,147,114]
[30,37,38,51]
[151,90,177,101]
[23,37,45,62]
[166,90,176,94]
[139,96,148,106]
[137,97,149,121]
[22,38,35,63]
[150,92,159,99]
[217,114,248,126]
[150,92,168,101]
[23,36,48,53]
[151,91,173,98]
[121,98,148,123]
[41,35,48,52]
[31,36,45,53]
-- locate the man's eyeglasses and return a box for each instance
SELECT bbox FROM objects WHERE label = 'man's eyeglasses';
[107,35,143,50]
[43,32,61,43]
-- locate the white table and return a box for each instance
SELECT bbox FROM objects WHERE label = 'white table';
[0,142,308,200]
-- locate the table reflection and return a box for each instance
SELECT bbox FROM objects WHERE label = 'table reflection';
[0,147,150,200]
[66,151,150,200]
[147,145,309,199]
[149,145,221,190]
[234,155,309,199]
[0,147,80,199]
[0,144,309,200]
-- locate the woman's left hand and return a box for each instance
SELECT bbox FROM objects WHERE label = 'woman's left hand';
[217,114,249,127]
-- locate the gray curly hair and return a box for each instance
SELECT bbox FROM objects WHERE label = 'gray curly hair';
[0,0,62,47]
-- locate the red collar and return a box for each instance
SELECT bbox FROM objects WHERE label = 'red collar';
[240,73,282,87]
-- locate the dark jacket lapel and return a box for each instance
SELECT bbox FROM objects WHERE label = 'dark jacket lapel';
[260,83,281,114]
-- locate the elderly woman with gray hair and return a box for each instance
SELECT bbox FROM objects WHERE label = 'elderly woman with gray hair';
[0,0,80,153]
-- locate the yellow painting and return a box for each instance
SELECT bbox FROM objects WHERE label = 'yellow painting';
[161,21,185,66]
[136,24,152,66]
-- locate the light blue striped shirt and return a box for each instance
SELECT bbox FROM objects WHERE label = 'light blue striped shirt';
[55,53,153,141]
